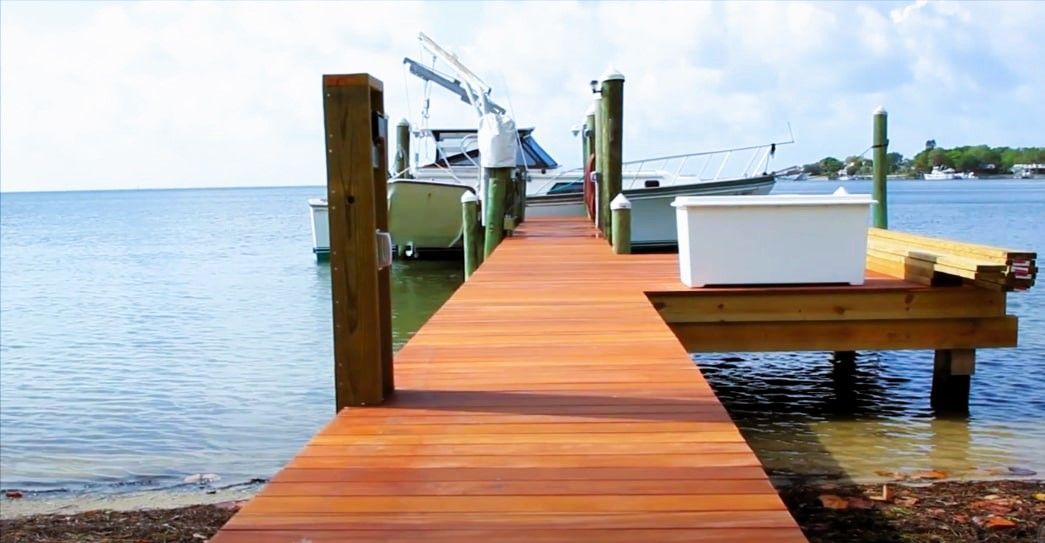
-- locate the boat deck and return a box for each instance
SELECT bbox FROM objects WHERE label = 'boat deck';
[214,217,808,541]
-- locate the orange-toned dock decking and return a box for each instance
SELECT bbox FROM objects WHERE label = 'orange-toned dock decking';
[214,216,1022,542]
[214,217,808,542]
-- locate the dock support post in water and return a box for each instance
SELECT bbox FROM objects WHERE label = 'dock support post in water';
[611,193,631,255]
[931,349,975,413]
[599,68,625,241]
[484,167,510,257]
[394,118,411,178]
[461,192,479,279]
[872,106,888,229]
[322,73,393,408]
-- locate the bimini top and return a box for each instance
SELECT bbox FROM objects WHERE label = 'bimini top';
[422,128,559,171]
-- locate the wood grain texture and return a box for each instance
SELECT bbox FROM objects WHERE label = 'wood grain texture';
[213,216,807,541]
[216,216,1022,542]
[323,75,386,408]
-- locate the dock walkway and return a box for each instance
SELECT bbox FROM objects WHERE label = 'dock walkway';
[214,217,808,541]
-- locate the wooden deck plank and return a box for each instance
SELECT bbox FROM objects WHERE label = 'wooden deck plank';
[222,510,799,529]
[213,528,808,543]
[214,217,810,541]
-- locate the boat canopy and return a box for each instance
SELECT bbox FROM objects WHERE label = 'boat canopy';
[422,128,559,171]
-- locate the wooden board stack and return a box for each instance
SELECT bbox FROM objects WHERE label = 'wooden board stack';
[867,228,1037,291]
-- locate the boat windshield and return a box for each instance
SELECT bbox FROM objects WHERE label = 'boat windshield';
[424,128,559,171]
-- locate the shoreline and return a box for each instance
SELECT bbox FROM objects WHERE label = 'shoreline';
[2,478,1041,542]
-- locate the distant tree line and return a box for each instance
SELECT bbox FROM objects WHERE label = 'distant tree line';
[802,145,1045,179]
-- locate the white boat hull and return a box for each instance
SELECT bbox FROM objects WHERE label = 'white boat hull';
[307,198,329,258]
[527,175,776,247]
[388,180,476,251]
[309,175,775,256]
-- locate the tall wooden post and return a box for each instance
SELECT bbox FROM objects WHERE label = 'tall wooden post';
[600,69,625,241]
[394,118,411,178]
[323,73,393,409]
[931,349,974,413]
[872,107,888,229]
[461,192,479,280]
[484,167,510,257]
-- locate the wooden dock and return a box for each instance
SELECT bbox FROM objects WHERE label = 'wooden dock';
[213,217,810,542]
[211,72,1036,541]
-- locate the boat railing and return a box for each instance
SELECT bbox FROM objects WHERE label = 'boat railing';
[529,137,793,195]
[622,141,788,187]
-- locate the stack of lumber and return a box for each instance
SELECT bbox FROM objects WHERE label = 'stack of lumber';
[867,228,1037,291]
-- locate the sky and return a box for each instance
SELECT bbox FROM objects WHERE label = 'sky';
[1,0,1042,192]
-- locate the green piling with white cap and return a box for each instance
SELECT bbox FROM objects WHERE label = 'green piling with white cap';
[872,106,888,229]
[610,193,631,255]
[599,68,625,242]
[483,167,510,258]
[461,191,479,279]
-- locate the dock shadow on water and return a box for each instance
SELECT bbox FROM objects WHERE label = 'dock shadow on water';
[693,349,1045,483]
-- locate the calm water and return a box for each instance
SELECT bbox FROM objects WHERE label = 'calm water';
[0,181,1042,496]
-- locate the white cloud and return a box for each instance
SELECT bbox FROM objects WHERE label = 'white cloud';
[1,0,1042,192]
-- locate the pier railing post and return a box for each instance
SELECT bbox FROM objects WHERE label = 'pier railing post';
[461,192,479,279]
[611,194,631,255]
[394,118,411,178]
[322,73,393,409]
[872,107,888,229]
[600,68,625,242]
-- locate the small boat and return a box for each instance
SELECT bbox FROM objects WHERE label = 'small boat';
[923,166,961,180]
[308,128,780,257]
[1012,164,1043,179]
[307,32,786,258]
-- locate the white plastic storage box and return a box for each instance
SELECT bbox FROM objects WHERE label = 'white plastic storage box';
[671,192,875,287]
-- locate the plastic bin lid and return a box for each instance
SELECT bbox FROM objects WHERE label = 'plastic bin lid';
[671,192,875,208]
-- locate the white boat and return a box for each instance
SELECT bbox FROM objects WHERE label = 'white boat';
[923,166,961,180]
[308,128,780,257]
[1013,164,1043,179]
[308,32,783,258]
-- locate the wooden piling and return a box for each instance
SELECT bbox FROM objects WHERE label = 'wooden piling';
[461,192,479,280]
[484,167,511,257]
[600,69,624,242]
[394,118,411,178]
[593,95,605,231]
[322,74,392,409]
[931,349,975,413]
[872,107,888,229]
[611,193,631,255]
[585,106,597,221]
[514,169,527,225]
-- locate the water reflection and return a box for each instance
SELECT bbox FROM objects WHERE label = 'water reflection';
[697,350,1041,481]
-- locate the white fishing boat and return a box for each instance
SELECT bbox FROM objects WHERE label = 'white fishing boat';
[308,32,786,258]
[923,166,961,180]
[308,128,780,257]
[1013,164,1044,179]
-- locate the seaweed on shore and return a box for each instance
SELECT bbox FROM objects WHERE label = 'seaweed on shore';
[0,503,236,543]
[1,480,1043,542]
[778,479,1045,542]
